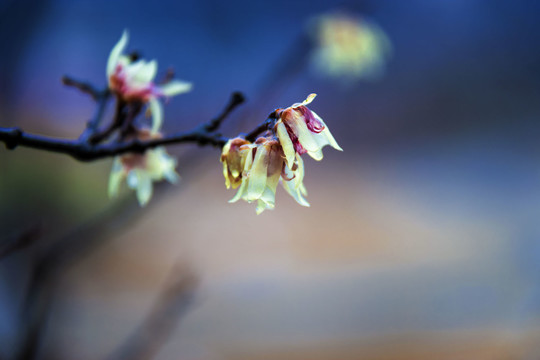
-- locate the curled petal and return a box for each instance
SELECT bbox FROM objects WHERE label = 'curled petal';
[107,30,129,78]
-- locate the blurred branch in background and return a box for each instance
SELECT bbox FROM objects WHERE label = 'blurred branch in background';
[107,266,197,360]
[13,195,152,360]
[0,224,42,260]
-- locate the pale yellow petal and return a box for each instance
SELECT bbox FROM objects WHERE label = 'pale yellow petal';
[160,80,192,97]
[282,178,310,207]
[307,148,324,161]
[135,173,153,206]
[313,111,342,151]
[229,148,254,203]
[291,117,320,152]
[276,121,295,168]
[222,160,231,189]
[302,93,317,106]
[294,154,305,189]
[107,30,129,77]
[108,157,124,198]
[136,59,158,84]
[246,146,268,201]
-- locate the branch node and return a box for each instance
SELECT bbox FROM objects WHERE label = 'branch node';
[5,128,22,150]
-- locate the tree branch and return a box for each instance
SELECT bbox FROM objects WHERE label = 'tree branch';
[0,91,245,161]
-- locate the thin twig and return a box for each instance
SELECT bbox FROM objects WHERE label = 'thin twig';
[244,112,278,142]
[61,76,102,100]
[204,91,245,132]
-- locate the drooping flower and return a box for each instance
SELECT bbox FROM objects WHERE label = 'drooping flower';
[222,137,310,214]
[274,93,342,169]
[311,13,391,80]
[108,129,179,206]
[220,137,252,189]
[107,30,192,133]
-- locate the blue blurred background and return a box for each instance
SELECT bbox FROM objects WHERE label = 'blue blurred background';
[1,0,540,359]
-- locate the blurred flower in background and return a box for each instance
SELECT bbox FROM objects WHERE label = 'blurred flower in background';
[310,12,391,81]
[107,30,192,133]
[108,129,179,206]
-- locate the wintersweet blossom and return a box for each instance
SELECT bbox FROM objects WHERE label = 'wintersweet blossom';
[220,137,252,189]
[223,137,309,214]
[108,130,179,206]
[107,30,192,133]
[311,14,391,80]
[274,93,342,169]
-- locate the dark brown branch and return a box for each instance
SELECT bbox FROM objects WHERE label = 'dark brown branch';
[244,110,279,142]
[62,75,112,142]
[0,92,244,161]
[88,99,128,144]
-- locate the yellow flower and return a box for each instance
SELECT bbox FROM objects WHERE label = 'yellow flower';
[108,130,179,206]
[224,137,310,214]
[107,30,192,133]
[220,137,252,189]
[274,93,342,169]
[311,14,391,80]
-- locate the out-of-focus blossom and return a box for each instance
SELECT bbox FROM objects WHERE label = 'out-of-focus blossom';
[224,137,309,214]
[107,30,192,133]
[108,129,179,206]
[275,93,342,169]
[311,13,391,80]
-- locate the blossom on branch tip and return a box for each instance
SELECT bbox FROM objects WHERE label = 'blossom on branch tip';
[274,93,342,168]
[222,137,309,214]
[107,30,192,133]
[108,129,179,206]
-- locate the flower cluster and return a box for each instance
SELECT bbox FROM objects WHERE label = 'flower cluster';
[311,14,391,80]
[103,32,342,211]
[221,94,342,214]
[107,31,188,205]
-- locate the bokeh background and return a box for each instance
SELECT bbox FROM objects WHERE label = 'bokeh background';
[2,0,540,359]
